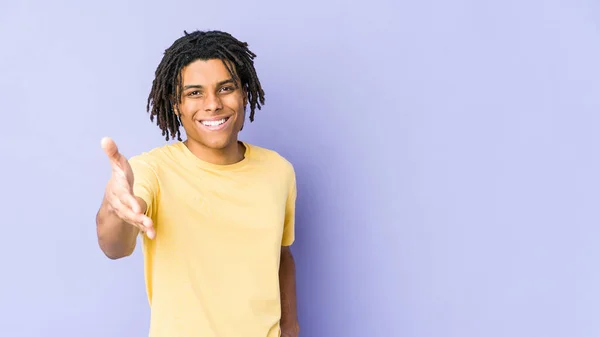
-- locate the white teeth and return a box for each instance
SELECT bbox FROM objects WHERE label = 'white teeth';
[201,118,227,127]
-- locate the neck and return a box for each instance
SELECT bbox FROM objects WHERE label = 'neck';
[183,139,245,165]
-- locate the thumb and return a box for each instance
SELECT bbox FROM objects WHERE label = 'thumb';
[101,137,121,164]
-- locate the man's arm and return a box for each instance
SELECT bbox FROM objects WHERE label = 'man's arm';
[96,137,155,260]
[280,246,300,337]
[96,196,146,259]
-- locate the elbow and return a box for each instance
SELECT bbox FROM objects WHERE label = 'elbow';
[97,236,135,260]
[96,215,136,260]
[105,254,129,260]
[104,251,122,260]
[101,246,134,260]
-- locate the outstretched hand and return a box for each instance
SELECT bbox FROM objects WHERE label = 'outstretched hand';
[101,137,155,239]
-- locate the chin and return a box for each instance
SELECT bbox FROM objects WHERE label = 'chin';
[203,137,234,150]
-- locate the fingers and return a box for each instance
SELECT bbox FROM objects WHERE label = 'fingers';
[102,137,135,191]
[110,169,134,197]
[122,192,141,214]
[111,197,155,238]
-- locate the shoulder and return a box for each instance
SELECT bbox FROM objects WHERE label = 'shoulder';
[245,142,295,176]
[129,142,182,169]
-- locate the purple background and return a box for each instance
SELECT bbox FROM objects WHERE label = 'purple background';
[1,0,599,336]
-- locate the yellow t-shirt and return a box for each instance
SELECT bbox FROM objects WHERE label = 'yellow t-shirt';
[128,141,296,337]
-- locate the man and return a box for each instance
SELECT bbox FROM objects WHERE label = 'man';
[96,30,300,337]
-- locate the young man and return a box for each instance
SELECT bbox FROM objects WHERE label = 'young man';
[95,30,299,337]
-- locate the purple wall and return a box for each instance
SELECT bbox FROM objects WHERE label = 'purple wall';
[1,0,599,336]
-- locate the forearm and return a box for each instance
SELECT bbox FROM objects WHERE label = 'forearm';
[279,246,299,335]
[96,197,140,259]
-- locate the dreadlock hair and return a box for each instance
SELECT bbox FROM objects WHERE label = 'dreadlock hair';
[146,30,266,141]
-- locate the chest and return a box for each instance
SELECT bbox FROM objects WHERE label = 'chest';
[153,169,288,246]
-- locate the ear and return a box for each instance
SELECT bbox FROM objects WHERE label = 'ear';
[170,94,180,115]
[171,100,179,116]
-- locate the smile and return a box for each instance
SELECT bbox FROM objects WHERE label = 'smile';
[198,116,231,131]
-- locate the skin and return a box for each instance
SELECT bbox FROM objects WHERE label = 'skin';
[175,59,248,165]
[95,58,299,335]
[280,246,300,337]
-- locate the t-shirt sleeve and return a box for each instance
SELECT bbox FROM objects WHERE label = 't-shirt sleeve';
[281,167,297,247]
[128,156,159,219]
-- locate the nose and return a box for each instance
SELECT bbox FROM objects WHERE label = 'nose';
[204,92,223,113]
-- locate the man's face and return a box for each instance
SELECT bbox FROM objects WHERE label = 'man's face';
[176,58,246,151]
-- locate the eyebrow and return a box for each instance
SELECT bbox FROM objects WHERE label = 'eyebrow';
[183,78,235,90]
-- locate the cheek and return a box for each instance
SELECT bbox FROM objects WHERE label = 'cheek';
[179,100,197,116]
[178,111,193,124]
[178,102,199,121]
[235,108,246,128]
[177,110,197,132]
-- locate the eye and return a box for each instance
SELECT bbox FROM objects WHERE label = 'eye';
[220,86,234,93]
[188,90,201,96]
